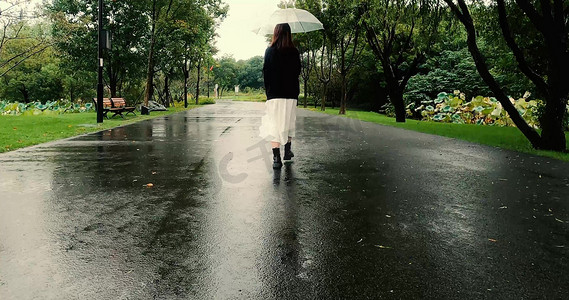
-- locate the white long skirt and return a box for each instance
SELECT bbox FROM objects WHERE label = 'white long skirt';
[259,98,297,145]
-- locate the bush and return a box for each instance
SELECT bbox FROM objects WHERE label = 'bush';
[0,99,94,115]
[198,97,216,105]
[408,90,569,130]
[171,97,216,108]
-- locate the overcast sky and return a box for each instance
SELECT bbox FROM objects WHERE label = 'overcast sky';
[214,0,281,61]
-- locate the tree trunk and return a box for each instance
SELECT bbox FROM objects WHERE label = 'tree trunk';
[314,93,318,108]
[144,35,156,106]
[390,89,406,122]
[339,74,347,114]
[108,67,118,98]
[303,79,308,108]
[163,73,170,107]
[144,1,157,107]
[19,85,29,103]
[540,94,567,151]
[321,83,328,111]
[195,59,201,105]
[109,81,117,98]
[184,70,188,108]
[118,77,123,97]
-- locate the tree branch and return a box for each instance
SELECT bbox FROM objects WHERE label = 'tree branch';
[514,0,546,33]
[0,43,52,77]
[443,0,543,148]
[497,0,549,96]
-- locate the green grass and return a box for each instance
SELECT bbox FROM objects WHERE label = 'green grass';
[0,106,198,153]
[222,93,266,102]
[305,107,569,162]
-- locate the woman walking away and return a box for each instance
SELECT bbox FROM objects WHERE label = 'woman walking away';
[259,23,301,169]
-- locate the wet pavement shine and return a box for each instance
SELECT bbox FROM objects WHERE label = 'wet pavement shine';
[0,100,568,299]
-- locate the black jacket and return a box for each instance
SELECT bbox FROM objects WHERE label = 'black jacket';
[263,46,301,100]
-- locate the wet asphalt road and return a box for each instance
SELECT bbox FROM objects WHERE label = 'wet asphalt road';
[0,100,568,299]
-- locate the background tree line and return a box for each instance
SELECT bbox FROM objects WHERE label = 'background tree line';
[211,55,264,97]
[1,0,228,107]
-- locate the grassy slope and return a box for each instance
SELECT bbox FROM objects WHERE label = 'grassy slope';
[0,106,198,153]
[305,107,569,162]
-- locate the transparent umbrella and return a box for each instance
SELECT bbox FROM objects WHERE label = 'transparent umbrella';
[252,8,324,35]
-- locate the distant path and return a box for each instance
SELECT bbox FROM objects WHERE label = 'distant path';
[1,100,568,299]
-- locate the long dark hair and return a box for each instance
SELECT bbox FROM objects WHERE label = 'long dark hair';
[271,23,295,49]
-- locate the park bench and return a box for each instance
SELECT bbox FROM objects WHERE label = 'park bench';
[111,98,136,116]
[92,97,125,119]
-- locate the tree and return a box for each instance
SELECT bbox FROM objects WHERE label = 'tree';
[297,34,316,107]
[443,0,568,151]
[362,0,442,122]
[326,0,363,115]
[212,55,238,97]
[142,0,226,106]
[1,2,52,79]
[237,56,264,90]
[48,0,148,99]
[317,34,334,111]
[0,21,62,103]
[295,0,322,107]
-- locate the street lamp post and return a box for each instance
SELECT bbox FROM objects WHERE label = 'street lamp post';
[96,0,104,123]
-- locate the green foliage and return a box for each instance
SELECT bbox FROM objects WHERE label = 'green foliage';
[0,100,94,115]
[237,56,264,90]
[212,55,239,95]
[0,21,65,103]
[406,46,490,106]
[198,97,216,105]
[222,89,266,102]
[212,55,266,95]
[408,91,568,130]
[48,0,149,98]
[172,97,215,107]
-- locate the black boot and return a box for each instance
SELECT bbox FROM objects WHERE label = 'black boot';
[283,142,294,160]
[272,147,282,169]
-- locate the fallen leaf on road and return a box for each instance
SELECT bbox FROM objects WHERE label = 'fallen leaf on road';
[488,238,498,242]
[152,171,157,175]
[146,183,154,188]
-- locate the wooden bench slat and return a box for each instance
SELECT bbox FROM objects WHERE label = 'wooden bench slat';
[111,98,136,116]
[92,97,137,118]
